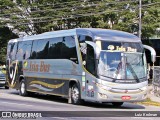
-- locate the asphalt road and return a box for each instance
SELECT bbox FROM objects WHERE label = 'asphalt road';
[0,87,160,120]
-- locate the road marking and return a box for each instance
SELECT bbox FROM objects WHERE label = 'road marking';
[1,101,33,107]
[51,117,69,120]
[132,117,154,120]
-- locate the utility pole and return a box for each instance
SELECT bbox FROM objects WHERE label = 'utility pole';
[139,0,142,39]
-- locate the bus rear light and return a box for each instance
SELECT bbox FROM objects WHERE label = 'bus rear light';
[121,96,131,100]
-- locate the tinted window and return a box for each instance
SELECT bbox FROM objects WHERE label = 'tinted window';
[7,43,12,58]
[17,41,32,60]
[48,37,62,59]
[10,42,17,60]
[78,35,96,74]
[78,35,93,64]
[86,44,95,75]
[78,35,92,43]
[30,40,38,59]
[36,40,49,59]
[23,41,32,59]
[16,42,24,60]
[61,36,78,63]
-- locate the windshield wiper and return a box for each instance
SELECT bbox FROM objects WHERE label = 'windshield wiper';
[127,63,140,83]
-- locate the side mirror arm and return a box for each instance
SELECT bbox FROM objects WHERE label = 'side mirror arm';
[143,45,156,63]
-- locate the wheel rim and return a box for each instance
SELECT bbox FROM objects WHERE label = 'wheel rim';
[21,82,25,94]
[72,87,79,103]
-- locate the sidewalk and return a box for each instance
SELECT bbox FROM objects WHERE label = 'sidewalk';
[148,85,160,103]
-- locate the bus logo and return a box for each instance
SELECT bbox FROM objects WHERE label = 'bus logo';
[108,45,115,51]
[1,112,11,118]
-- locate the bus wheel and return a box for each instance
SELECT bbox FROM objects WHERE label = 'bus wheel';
[19,80,28,96]
[70,84,81,105]
[5,86,9,89]
[112,102,123,107]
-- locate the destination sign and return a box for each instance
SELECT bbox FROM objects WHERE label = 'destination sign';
[108,45,137,52]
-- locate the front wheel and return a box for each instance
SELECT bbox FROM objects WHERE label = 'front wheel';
[69,84,82,105]
[112,102,124,107]
[19,80,28,96]
[5,86,9,89]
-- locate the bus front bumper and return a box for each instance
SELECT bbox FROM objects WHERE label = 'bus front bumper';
[95,86,148,102]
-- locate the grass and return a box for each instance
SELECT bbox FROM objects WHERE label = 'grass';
[137,98,160,106]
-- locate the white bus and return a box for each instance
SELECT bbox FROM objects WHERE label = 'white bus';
[6,28,156,106]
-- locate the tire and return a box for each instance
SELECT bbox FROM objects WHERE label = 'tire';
[68,87,72,104]
[19,80,28,96]
[69,84,82,105]
[112,102,124,107]
[5,86,9,89]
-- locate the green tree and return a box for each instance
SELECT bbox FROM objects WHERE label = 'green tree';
[0,27,18,64]
[0,0,160,38]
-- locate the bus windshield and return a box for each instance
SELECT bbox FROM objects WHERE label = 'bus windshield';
[98,51,124,79]
[97,41,147,82]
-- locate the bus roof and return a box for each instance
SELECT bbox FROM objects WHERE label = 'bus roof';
[76,28,141,42]
[9,28,141,43]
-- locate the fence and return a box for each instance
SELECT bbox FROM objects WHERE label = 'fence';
[153,66,160,97]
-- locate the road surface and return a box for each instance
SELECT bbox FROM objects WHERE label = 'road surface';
[0,88,159,120]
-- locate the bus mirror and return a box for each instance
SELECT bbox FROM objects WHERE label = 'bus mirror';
[143,45,156,63]
[85,41,100,59]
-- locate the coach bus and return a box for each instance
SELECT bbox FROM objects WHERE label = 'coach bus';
[6,28,156,106]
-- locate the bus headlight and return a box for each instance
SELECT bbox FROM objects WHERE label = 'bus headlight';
[140,86,147,91]
[98,92,108,99]
[95,82,112,91]
[101,85,112,91]
[99,84,112,91]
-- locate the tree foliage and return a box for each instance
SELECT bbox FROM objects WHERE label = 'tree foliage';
[0,27,18,64]
[1,0,159,36]
[0,0,160,63]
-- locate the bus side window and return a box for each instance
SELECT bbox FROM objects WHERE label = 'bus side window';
[16,41,32,60]
[48,37,63,59]
[16,42,24,60]
[30,40,38,59]
[10,42,18,60]
[23,41,32,59]
[78,35,92,43]
[7,43,12,59]
[86,44,96,75]
[36,40,49,59]
[78,35,93,64]
[61,36,78,63]
[78,35,95,75]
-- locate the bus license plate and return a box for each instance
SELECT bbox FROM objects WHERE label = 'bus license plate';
[121,96,131,100]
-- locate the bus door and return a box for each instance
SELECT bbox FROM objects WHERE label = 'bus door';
[81,44,96,98]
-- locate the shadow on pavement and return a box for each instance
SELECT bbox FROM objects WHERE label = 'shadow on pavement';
[2,88,145,109]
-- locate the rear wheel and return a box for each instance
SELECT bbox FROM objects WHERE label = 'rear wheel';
[112,102,123,107]
[69,83,82,105]
[19,80,28,96]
